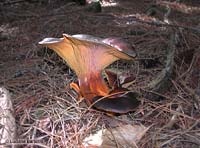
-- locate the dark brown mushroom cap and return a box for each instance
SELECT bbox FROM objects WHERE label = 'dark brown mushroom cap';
[92,91,140,114]
[72,34,102,43]
[102,37,137,58]
[104,69,118,89]
[71,34,137,58]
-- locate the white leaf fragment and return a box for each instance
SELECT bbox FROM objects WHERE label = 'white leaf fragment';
[82,124,149,148]
[0,87,16,147]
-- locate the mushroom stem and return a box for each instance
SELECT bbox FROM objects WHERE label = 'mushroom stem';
[78,71,109,104]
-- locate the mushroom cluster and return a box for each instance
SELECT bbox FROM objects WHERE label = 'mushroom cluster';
[39,34,140,114]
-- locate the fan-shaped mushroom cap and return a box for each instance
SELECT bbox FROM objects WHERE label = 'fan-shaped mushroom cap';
[39,34,139,114]
[39,34,136,76]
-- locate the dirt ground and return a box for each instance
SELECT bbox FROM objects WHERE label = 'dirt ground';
[0,0,200,147]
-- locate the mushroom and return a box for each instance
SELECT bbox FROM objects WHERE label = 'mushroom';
[39,34,140,114]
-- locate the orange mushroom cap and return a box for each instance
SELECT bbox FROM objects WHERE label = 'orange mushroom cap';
[39,34,135,76]
[39,34,139,114]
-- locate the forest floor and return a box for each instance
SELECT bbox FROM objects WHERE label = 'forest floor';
[0,0,200,147]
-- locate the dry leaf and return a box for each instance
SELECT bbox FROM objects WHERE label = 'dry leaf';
[82,124,148,148]
[83,129,105,148]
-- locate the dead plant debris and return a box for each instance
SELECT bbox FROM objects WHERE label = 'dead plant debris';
[0,0,200,147]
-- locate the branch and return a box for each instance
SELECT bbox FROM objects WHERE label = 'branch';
[145,31,175,101]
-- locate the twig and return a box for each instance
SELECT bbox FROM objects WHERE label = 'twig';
[145,30,175,101]
[0,142,49,148]
[133,16,200,33]
[164,105,182,128]
[2,0,27,6]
